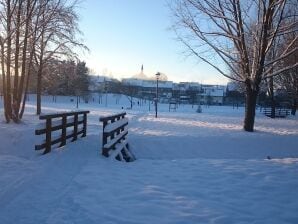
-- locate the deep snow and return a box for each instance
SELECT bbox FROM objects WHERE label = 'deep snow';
[0,94,298,224]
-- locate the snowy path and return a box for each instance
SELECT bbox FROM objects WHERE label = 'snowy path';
[0,102,298,223]
[1,152,298,223]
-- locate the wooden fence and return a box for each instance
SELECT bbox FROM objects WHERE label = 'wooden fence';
[99,112,135,162]
[263,107,290,118]
[35,110,89,154]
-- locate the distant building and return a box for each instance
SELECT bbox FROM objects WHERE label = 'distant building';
[89,75,227,105]
[200,85,226,105]
[122,78,173,100]
[89,75,119,93]
[172,82,202,104]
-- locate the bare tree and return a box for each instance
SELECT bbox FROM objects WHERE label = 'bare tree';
[0,0,21,122]
[18,0,39,119]
[275,33,298,115]
[0,0,87,122]
[121,83,138,109]
[171,0,297,131]
[34,0,87,115]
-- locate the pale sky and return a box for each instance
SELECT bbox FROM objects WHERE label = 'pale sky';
[78,0,229,85]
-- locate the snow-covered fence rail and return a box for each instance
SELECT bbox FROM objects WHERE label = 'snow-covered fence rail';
[99,112,135,162]
[263,107,290,118]
[35,111,90,154]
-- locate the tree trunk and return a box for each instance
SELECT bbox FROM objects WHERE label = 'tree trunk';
[17,0,32,117]
[269,77,275,118]
[244,85,258,132]
[36,65,42,115]
[6,0,12,120]
[20,54,34,119]
[0,42,9,122]
[37,29,45,115]
[13,1,23,119]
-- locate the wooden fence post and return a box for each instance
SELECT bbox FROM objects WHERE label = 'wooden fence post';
[60,115,67,147]
[72,113,78,141]
[102,120,108,156]
[82,113,87,137]
[44,118,52,154]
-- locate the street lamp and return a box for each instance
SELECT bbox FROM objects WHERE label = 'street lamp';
[155,72,161,118]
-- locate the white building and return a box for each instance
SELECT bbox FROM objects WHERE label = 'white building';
[200,85,226,105]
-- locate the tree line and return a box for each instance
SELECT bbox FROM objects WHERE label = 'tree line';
[0,0,86,123]
[37,60,89,97]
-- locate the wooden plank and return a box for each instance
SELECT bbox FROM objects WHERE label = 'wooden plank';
[108,139,128,159]
[99,112,126,123]
[103,118,128,134]
[103,123,128,140]
[39,110,89,120]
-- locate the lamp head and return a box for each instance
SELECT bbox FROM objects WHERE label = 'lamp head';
[156,72,161,80]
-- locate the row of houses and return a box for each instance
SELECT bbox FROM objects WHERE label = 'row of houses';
[89,76,227,105]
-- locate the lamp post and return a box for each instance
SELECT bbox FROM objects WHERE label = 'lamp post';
[104,78,108,107]
[155,72,161,118]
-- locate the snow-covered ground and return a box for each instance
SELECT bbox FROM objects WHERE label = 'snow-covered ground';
[0,94,298,224]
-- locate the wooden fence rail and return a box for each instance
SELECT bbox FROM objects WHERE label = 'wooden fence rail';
[99,112,135,162]
[35,110,89,154]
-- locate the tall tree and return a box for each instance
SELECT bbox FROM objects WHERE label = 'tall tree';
[171,0,297,131]
[73,61,90,97]
[34,0,87,115]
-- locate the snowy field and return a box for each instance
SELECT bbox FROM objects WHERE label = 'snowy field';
[0,94,298,224]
